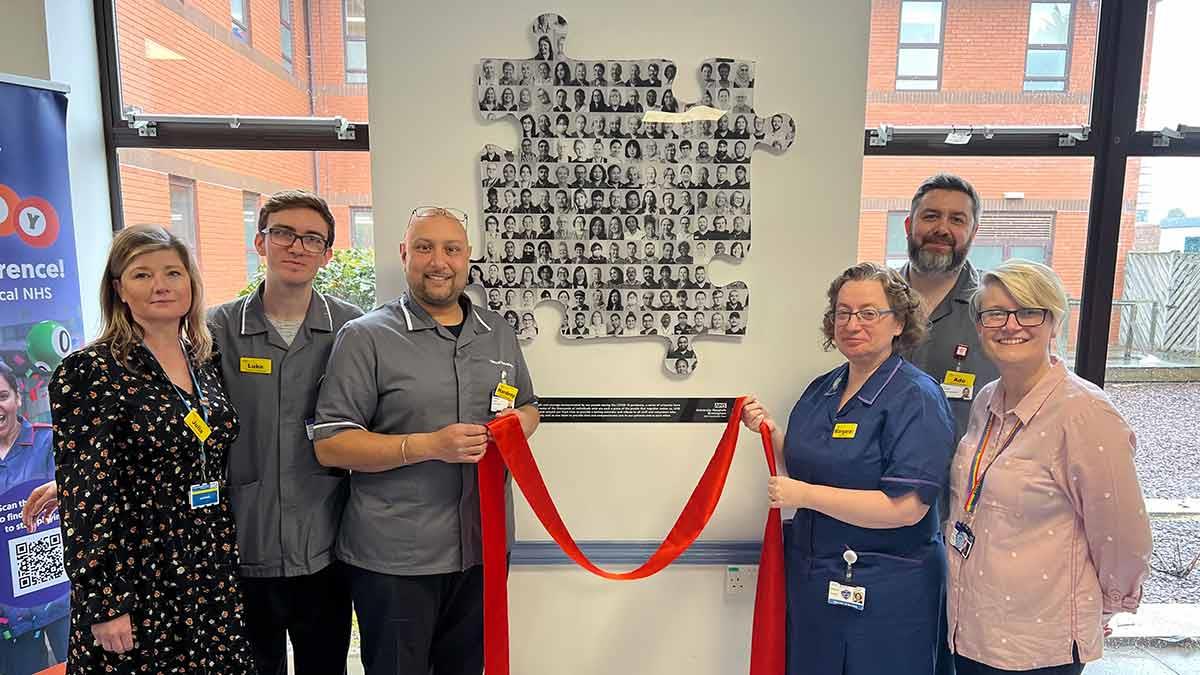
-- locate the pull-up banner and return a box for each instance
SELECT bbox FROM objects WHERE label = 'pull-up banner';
[480,397,785,675]
[0,75,79,675]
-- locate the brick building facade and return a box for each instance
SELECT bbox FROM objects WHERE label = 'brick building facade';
[114,0,1149,321]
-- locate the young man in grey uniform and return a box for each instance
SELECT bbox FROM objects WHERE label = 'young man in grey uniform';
[901,174,1000,675]
[314,207,540,675]
[208,190,363,675]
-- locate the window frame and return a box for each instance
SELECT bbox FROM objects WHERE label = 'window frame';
[350,206,375,249]
[343,0,368,84]
[231,0,251,44]
[243,191,262,280]
[1023,0,1076,92]
[168,175,200,254]
[92,0,1200,388]
[894,0,947,91]
[279,0,294,71]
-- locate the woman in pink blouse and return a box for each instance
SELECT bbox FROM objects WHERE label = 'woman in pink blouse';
[946,260,1152,674]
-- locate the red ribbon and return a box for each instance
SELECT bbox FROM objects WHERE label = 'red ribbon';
[480,396,785,675]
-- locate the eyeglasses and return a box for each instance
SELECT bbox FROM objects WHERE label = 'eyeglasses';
[977,308,1049,328]
[834,308,896,325]
[411,206,469,225]
[263,227,329,253]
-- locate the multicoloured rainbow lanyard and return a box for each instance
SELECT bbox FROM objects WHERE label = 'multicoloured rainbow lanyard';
[962,414,1024,517]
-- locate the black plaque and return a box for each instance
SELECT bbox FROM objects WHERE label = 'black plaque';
[537,397,736,423]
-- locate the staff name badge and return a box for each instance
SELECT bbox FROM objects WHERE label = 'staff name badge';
[952,521,976,559]
[240,357,272,374]
[184,409,212,443]
[189,481,220,509]
[832,423,858,439]
[941,370,976,400]
[827,581,866,611]
[491,378,519,413]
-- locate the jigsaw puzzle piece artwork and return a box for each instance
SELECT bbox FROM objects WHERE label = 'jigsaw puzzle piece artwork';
[470,13,793,374]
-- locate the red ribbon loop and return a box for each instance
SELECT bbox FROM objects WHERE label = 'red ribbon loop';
[480,396,785,675]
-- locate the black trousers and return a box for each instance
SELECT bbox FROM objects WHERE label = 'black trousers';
[955,644,1084,675]
[240,562,353,675]
[347,563,485,675]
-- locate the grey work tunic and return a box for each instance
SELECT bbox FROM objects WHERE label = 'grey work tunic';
[905,262,1001,523]
[209,286,363,578]
[905,261,1001,441]
[314,292,538,576]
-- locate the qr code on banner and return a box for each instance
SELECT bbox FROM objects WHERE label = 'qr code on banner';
[8,527,68,598]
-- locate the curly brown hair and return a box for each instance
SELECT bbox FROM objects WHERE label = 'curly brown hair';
[820,262,928,356]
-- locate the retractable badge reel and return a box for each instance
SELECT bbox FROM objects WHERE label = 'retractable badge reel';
[827,549,866,611]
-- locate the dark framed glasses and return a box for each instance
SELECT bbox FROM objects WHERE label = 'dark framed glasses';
[976,308,1049,328]
[262,227,330,253]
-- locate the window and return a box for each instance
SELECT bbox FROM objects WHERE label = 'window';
[169,176,199,253]
[344,0,367,84]
[882,208,1056,271]
[279,0,294,71]
[895,1,944,90]
[120,150,373,306]
[1024,1,1073,91]
[351,207,374,249]
[113,0,369,119]
[1186,237,1200,253]
[1139,0,1200,129]
[231,0,250,43]
[243,192,261,280]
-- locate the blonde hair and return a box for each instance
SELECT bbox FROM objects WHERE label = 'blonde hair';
[821,261,928,355]
[95,225,212,369]
[973,259,1070,330]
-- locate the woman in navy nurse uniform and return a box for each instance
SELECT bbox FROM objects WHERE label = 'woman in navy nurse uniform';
[742,262,956,675]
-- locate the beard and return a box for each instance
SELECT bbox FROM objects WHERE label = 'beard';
[908,232,969,275]
[411,273,465,308]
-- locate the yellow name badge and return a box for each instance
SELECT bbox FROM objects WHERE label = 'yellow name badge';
[943,371,976,388]
[239,357,272,375]
[832,423,858,439]
[494,382,519,404]
[184,409,212,443]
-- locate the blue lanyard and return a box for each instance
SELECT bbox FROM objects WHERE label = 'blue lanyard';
[150,340,211,480]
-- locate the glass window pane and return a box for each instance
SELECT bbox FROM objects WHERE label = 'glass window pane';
[867,0,1097,127]
[896,79,939,91]
[280,25,293,64]
[230,0,247,25]
[897,48,939,77]
[346,41,367,72]
[1025,49,1068,77]
[119,149,374,308]
[1139,0,1200,128]
[1105,157,1200,618]
[1010,245,1049,264]
[169,177,198,252]
[899,1,943,43]
[351,208,374,249]
[858,155,1093,354]
[115,0,368,119]
[345,0,367,40]
[967,245,1005,271]
[1028,3,1072,45]
[886,212,908,256]
[1024,80,1066,92]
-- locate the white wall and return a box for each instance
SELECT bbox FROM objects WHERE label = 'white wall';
[45,0,114,339]
[0,0,50,80]
[366,2,870,673]
[0,0,112,340]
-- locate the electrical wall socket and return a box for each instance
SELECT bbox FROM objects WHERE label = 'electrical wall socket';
[725,565,758,596]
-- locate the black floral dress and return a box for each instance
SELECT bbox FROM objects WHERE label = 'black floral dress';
[50,342,255,674]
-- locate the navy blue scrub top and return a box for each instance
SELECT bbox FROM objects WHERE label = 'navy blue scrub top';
[784,352,956,563]
[0,417,55,492]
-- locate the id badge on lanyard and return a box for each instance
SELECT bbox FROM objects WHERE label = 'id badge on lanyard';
[170,349,219,509]
[952,414,1023,559]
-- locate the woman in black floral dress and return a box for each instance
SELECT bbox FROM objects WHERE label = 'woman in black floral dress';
[50,225,255,674]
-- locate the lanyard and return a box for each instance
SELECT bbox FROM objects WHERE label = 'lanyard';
[153,341,211,481]
[962,413,1024,515]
